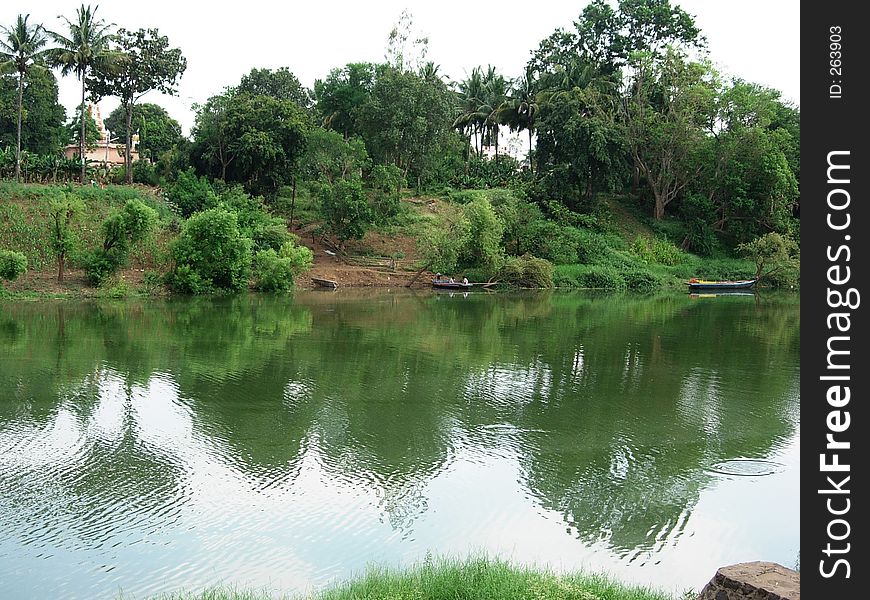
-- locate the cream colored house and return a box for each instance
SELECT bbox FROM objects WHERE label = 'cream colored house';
[63,103,139,166]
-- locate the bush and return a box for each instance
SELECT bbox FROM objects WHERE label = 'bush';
[131,160,160,186]
[252,241,314,292]
[499,255,554,288]
[319,179,372,246]
[369,164,404,224]
[171,208,253,293]
[554,264,626,290]
[253,223,292,252]
[167,168,216,217]
[630,236,689,266]
[0,249,27,283]
[623,268,663,292]
[460,197,505,272]
[82,249,124,286]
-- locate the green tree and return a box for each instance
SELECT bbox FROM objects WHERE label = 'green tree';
[171,207,253,293]
[738,232,799,287]
[318,178,372,248]
[0,67,66,155]
[47,4,117,183]
[459,196,505,273]
[104,102,183,161]
[237,67,311,109]
[314,62,375,138]
[84,199,158,285]
[48,191,85,283]
[64,103,99,149]
[87,28,186,183]
[300,127,370,185]
[357,65,454,188]
[0,13,49,180]
[0,249,27,284]
[621,50,716,219]
[500,66,540,171]
[191,91,308,198]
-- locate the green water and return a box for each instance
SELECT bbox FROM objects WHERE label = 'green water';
[0,291,800,599]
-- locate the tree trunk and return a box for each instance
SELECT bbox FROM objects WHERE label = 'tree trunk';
[15,72,23,182]
[80,80,87,184]
[125,102,134,184]
[528,128,533,174]
[494,124,499,162]
[653,191,665,220]
[57,253,65,284]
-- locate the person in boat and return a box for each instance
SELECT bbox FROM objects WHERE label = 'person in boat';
[435,272,442,282]
[462,277,469,285]
[448,276,455,283]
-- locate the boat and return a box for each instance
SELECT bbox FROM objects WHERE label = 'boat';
[432,280,473,290]
[687,278,757,291]
[311,277,338,289]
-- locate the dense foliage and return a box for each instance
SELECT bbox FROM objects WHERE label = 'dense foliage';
[1,1,800,292]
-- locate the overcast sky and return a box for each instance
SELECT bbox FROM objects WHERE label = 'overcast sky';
[4,1,800,136]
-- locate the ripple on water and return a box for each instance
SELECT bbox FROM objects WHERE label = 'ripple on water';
[707,458,785,477]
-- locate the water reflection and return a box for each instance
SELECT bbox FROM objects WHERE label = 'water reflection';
[0,292,800,599]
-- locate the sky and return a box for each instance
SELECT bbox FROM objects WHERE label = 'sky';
[3,1,800,137]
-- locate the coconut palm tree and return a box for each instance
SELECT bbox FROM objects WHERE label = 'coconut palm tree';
[46,4,115,183]
[481,66,508,161]
[0,14,49,181]
[501,65,540,173]
[453,67,486,159]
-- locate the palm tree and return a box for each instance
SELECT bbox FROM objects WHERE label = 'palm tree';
[0,14,48,181]
[453,67,486,159]
[501,66,539,173]
[481,66,508,161]
[47,4,115,183]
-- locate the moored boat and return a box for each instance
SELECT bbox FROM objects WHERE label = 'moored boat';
[687,278,757,291]
[432,280,473,290]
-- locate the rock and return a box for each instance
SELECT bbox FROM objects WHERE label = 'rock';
[696,562,799,600]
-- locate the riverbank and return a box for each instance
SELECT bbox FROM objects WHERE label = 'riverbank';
[151,557,681,600]
[1,182,776,297]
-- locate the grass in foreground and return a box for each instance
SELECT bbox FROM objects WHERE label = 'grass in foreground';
[154,556,677,600]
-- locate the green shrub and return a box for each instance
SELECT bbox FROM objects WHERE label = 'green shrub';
[82,249,124,286]
[171,208,253,293]
[554,264,626,290]
[253,224,292,252]
[623,268,663,292]
[369,164,404,224]
[630,236,689,266]
[319,179,372,246]
[499,255,554,288]
[167,168,216,217]
[460,197,505,272]
[131,160,160,186]
[252,241,314,292]
[0,249,27,283]
[448,189,486,205]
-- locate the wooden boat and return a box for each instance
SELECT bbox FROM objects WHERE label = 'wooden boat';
[432,280,473,290]
[687,278,757,291]
[311,277,338,289]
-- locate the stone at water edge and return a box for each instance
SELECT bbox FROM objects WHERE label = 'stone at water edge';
[696,561,799,600]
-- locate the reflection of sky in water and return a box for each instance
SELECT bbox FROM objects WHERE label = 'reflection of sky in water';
[0,366,799,599]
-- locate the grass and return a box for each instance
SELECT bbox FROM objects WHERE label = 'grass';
[150,556,677,600]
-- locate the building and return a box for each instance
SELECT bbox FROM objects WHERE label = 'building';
[63,103,139,166]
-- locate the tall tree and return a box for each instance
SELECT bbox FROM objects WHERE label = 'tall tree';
[191,91,308,198]
[47,4,116,183]
[0,66,66,156]
[104,102,182,161]
[314,62,375,138]
[621,50,716,219]
[500,66,540,171]
[0,14,49,181]
[237,67,311,109]
[88,27,186,183]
